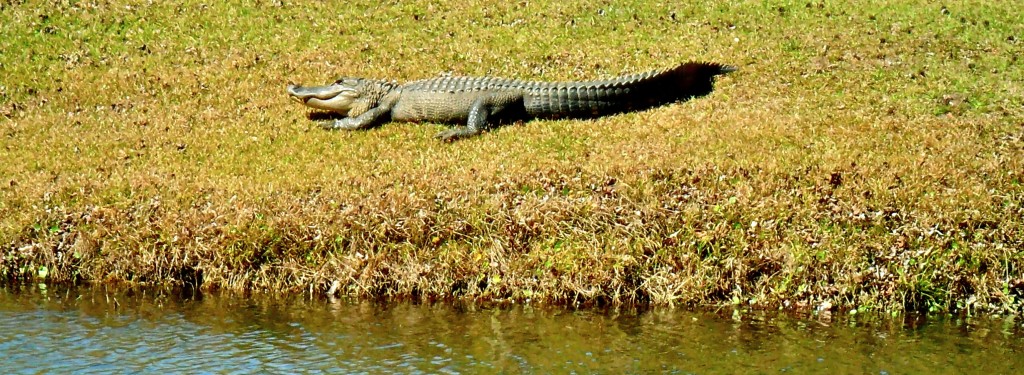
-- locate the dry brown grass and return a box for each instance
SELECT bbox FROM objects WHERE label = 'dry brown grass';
[2,0,1023,315]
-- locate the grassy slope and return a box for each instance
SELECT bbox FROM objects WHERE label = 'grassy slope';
[1,0,1022,314]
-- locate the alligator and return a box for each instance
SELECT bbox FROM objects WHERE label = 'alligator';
[286,61,735,141]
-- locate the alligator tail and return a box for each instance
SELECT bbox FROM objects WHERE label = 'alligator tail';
[524,61,735,119]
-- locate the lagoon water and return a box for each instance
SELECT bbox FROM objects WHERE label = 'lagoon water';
[1,284,1022,374]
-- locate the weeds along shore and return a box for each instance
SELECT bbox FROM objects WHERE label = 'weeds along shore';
[5,161,1022,314]
[2,1,1023,315]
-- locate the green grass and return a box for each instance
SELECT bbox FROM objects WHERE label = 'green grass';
[2,0,1023,315]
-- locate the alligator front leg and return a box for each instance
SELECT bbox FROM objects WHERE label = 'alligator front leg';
[435,92,524,142]
[321,107,391,131]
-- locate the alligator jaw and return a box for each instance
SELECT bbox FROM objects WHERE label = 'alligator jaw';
[286,84,355,113]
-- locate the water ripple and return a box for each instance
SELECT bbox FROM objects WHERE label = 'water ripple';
[2,287,1023,374]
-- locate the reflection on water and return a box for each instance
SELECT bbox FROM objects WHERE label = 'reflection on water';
[1,284,1022,374]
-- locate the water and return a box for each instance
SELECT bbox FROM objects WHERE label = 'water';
[1,284,1022,374]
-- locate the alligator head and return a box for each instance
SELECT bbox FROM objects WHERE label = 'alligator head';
[287,78,399,117]
[286,78,365,114]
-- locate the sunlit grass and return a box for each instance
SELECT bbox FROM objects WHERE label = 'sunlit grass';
[2,0,1023,315]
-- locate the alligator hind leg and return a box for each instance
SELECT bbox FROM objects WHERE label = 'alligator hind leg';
[435,92,524,142]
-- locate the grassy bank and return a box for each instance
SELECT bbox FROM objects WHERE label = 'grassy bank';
[2,0,1022,315]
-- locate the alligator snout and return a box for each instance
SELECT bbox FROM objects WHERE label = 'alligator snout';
[286,84,347,102]
[285,84,304,103]
[286,83,357,113]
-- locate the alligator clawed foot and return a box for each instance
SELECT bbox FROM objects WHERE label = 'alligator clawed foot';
[320,118,362,130]
[317,120,337,130]
[433,130,460,142]
[434,127,482,142]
